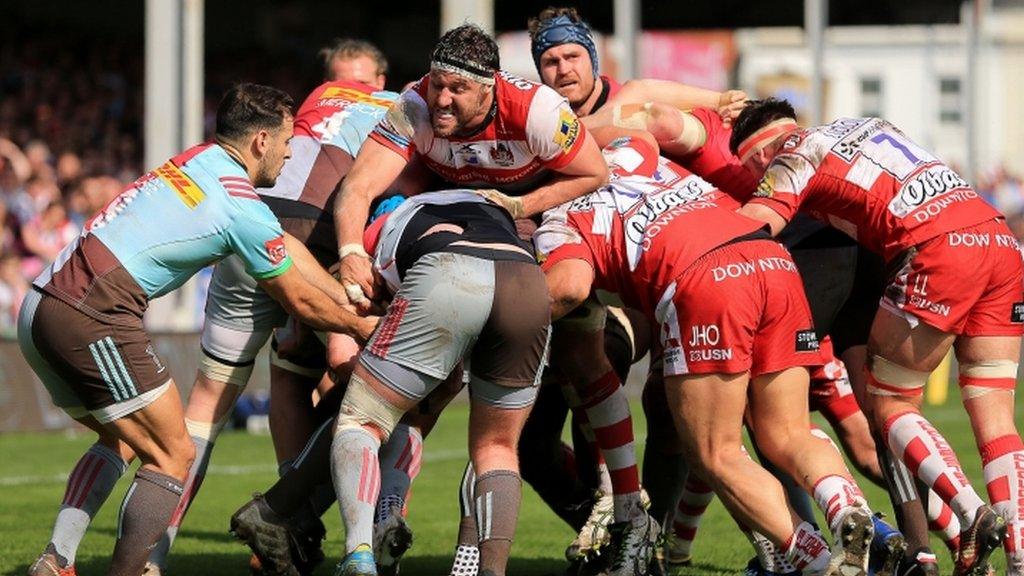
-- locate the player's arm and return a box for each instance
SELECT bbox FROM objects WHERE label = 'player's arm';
[613,79,747,121]
[736,154,812,235]
[545,258,595,321]
[519,130,608,218]
[736,202,788,236]
[585,106,693,153]
[258,267,378,341]
[282,233,352,309]
[334,137,409,302]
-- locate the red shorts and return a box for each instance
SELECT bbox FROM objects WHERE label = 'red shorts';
[808,336,861,424]
[656,239,824,378]
[882,219,1024,336]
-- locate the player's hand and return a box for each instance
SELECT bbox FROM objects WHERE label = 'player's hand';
[475,188,526,220]
[338,247,377,308]
[354,315,381,343]
[717,90,748,126]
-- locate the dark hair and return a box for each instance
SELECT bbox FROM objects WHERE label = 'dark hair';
[431,24,500,75]
[320,38,388,80]
[215,83,294,143]
[729,97,798,155]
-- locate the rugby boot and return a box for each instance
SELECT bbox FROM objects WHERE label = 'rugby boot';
[230,493,301,576]
[374,504,414,576]
[607,513,661,576]
[895,548,940,576]
[335,544,377,576]
[663,532,692,575]
[953,505,1006,576]
[826,507,874,576]
[26,550,76,576]
[566,491,614,561]
[868,514,906,576]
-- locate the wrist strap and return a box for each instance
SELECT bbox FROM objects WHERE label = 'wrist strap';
[339,243,371,261]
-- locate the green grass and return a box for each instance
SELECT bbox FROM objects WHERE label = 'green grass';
[0,397,1014,575]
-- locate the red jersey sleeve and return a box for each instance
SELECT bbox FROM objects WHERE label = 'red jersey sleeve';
[747,152,818,223]
[536,208,596,271]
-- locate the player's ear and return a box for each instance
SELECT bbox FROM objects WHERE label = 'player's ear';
[253,129,270,157]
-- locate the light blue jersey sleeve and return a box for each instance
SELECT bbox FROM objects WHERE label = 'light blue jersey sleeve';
[224,201,293,280]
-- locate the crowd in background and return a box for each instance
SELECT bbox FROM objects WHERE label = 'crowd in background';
[2,33,1024,337]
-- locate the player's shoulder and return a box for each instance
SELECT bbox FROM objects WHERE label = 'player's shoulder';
[495,71,560,119]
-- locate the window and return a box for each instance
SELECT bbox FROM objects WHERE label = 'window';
[860,77,883,117]
[939,77,962,123]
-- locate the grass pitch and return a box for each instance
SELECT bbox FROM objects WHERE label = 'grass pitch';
[0,398,1013,575]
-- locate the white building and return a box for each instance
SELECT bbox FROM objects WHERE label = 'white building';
[735,5,1024,179]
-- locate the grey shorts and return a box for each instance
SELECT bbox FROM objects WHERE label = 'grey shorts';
[205,254,288,334]
[362,252,551,408]
[18,289,171,423]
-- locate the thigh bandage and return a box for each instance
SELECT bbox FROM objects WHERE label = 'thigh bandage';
[867,355,931,397]
[198,351,254,388]
[335,371,406,440]
[959,360,1018,399]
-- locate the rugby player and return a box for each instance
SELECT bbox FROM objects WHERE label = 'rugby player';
[333,23,663,575]
[732,97,1024,576]
[21,83,377,576]
[537,131,878,575]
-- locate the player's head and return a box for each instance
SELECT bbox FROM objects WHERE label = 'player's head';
[529,7,599,109]
[216,83,295,188]
[729,97,799,177]
[427,24,499,138]
[320,38,388,89]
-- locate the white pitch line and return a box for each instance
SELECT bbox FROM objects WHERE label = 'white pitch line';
[0,447,471,487]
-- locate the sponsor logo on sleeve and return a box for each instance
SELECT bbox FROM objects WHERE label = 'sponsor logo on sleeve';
[795,329,820,352]
[154,161,205,209]
[754,172,775,198]
[265,236,287,266]
[1012,302,1024,324]
[553,108,581,153]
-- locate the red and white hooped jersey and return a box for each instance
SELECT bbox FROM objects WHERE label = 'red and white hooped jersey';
[536,137,764,315]
[370,71,588,193]
[749,117,1002,262]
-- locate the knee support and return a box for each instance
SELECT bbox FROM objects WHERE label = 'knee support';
[867,355,930,397]
[335,371,405,441]
[185,416,229,443]
[959,360,1018,399]
[198,351,254,388]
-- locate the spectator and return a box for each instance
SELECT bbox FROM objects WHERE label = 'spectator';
[19,200,78,279]
[0,253,28,337]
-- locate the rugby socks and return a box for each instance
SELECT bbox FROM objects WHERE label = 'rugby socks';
[376,423,422,522]
[578,370,643,522]
[811,474,868,536]
[671,475,715,557]
[927,488,962,552]
[331,426,381,553]
[874,437,936,553]
[885,411,986,526]
[108,468,184,576]
[451,461,480,576]
[783,521,832,575]
[980,434,1024,565]
[148,420,217,568]
[474,470,522,576]
[265,417,334,516]
[48,443,128,567]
